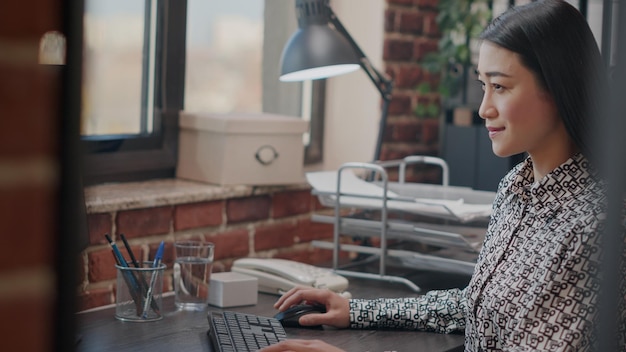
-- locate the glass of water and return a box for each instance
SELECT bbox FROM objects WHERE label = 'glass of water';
[173,240,215,311]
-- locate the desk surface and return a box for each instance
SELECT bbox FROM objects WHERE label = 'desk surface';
[76,271,468,352]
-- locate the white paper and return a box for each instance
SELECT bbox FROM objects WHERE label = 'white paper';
[306,170,493,222]
[305,170,400,198]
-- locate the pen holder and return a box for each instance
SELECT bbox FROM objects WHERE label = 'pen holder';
[115,262,166,322]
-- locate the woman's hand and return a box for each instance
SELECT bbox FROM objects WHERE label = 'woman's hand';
[274,286,350,328]
[258,339,346,352]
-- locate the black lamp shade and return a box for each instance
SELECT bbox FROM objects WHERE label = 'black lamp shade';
[279,24,360,82]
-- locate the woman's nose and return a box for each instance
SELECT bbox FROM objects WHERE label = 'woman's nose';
[478,95,496,120]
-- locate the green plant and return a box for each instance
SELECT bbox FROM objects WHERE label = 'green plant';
[422,0,492,100]
[413,82,441,119]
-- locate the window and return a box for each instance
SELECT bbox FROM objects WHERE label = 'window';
[81,0,185,184]
[81,0,325,185]
[184,0,325,163]
[184,1,263,113]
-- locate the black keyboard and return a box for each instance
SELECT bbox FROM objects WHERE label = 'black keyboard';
[207,310,287,352]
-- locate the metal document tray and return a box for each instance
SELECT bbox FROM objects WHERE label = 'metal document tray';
[307,156,496,292]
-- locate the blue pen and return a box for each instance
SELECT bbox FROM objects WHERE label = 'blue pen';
[105,234,129,267]
[142,241,165,318]
[105,234,144,314]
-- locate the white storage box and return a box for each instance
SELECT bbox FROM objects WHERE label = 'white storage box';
[177,112,309,185]
[208,272,258,308]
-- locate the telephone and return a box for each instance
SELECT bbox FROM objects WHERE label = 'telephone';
[231,258,349,295]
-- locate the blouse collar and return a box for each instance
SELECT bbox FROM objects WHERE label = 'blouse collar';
[507,153,594,211]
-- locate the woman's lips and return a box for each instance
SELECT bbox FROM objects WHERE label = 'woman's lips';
[487,126,504,138]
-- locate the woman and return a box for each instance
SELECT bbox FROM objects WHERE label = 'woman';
[261,1,624,351]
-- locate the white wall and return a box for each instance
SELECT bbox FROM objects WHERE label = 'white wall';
[304,0,385,173]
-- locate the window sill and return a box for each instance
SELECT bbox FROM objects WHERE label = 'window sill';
[84,178,311,213]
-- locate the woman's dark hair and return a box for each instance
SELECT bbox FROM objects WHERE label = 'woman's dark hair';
[480,0,607,156]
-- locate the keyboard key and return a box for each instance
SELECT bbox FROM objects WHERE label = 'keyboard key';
[207,311,287,352]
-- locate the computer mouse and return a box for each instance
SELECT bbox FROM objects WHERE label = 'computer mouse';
[273,304,327,328]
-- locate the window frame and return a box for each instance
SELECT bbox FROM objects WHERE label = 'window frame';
[82,0,186,185]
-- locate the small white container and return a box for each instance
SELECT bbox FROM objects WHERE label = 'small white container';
[208,272,258,308]
[177,112,309,185]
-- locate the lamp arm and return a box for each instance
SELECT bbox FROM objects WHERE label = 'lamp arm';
[327,7,393,102]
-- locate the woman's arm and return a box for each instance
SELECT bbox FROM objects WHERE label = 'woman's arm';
[350,288,467,333]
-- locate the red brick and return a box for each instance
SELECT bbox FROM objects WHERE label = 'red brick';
[295,218,334,243]
[157,241,175,267]
[416,0,439,10]
[422,69,441,86]
[272,190,312,218]
[125,243,146,265]
[147,241,171,266]
[404,164,442,184]
[420,118,440,144]
[0,292,54,351]
[387,0,414,6]
[388,94,412,115]
[398,11,424,34]
[382,123,395,144]
[383,39,414,61]
[78,286,114,311]
[384,9,396,32]
[87,246,143,282]
[88,249,117,282]
[116,206,172,238]
[312,194,330,211]
[207,229,249,260]
[0,185,55,272]
[379,148,405,161]
[414,38,439,61]
[87,213,112,245]
[254,222,297,252]
[174,201,223,231]
[226,196,271,223]
[390,120,422,142]
[423,11,440,36]
[418,94,436,106]
[394,65,423,89]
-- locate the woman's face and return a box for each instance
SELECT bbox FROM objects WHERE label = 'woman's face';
[477,41,567,159]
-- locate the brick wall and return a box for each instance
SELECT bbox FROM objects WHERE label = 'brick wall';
[0,1,63,351]
[78,188,339,310]
[382,0,443,183]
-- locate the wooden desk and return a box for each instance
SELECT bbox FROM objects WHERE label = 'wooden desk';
[76,272,467,352]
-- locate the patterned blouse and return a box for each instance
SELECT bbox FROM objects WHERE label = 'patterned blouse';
[349,153,625,351]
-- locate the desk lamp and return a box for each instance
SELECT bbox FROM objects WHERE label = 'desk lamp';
[279,0,393,161]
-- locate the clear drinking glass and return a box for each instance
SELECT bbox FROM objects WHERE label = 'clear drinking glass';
[173,241,215,311]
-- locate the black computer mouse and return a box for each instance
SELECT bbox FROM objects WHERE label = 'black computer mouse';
[273,304,327,328]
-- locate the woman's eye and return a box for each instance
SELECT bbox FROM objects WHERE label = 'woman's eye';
[492,83,504,91]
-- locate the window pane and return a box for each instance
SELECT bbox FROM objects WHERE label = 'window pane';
[82,0,152,136]
[185,0,263,113]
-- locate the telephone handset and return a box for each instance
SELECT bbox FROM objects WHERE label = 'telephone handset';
[231,258,349,295]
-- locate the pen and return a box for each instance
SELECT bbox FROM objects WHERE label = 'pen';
[142,241,165,318]
[104,234,143,314]
[120,234,140,268]
[118,233,161,314]
[105,233,129,268]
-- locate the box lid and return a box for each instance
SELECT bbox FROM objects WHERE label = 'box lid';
[180,112,309,134]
